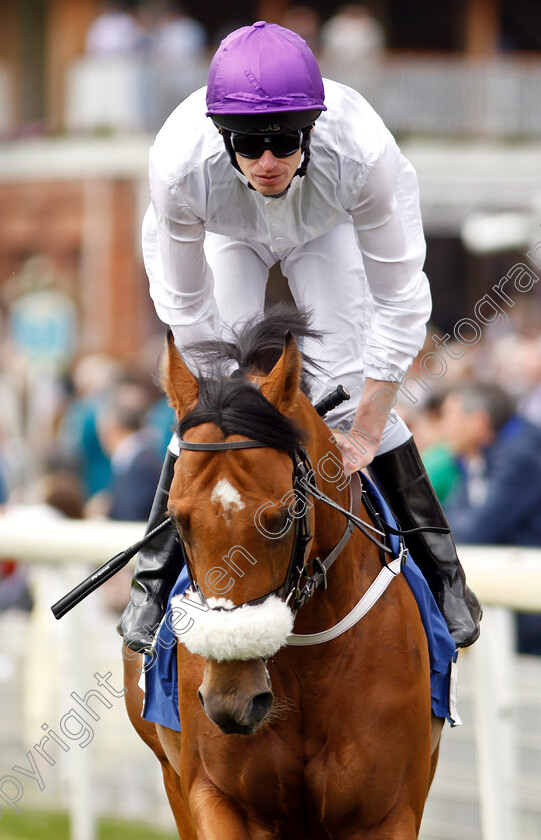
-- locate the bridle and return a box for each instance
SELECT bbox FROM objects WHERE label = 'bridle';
[174,435,397,616]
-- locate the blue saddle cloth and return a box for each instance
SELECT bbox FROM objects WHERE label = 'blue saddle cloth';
[142,476,458,731]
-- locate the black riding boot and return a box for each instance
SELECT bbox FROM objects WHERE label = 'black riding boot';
[369,437,482,648]
[117,447,183,653]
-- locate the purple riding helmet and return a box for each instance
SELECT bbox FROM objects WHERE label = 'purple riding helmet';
[206,21,326,179]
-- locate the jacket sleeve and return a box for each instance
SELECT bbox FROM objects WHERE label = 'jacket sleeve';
[348,141,432,381]
[142,157,219,351]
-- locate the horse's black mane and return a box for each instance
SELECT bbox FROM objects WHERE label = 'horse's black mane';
[177,304,325,452]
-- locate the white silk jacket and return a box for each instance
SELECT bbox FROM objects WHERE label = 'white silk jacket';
[143,79,432,384]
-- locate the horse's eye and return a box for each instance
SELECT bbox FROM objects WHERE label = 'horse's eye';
[260,507,293,540]
[169,507,190,542]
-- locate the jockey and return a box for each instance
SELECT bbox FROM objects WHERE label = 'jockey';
[118,21,481,653]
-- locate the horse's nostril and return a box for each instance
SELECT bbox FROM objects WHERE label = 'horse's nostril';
[197,689,205,709]
[247,691,273,724]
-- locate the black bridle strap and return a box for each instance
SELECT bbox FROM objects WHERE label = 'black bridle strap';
[317,471,361,574]
[300,476,394,555]
[205,447,316,609]
[176,435,395,559]
[299,474,449,552]
[177,436,447,537]
[291,471,361,609]
[177,439,267,451]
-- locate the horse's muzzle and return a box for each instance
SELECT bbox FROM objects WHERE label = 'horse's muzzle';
[198,687,274,735]
[198,658,274,735]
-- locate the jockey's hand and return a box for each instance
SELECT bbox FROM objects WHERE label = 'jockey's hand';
[333,377,400,475]
[333,428,380,474]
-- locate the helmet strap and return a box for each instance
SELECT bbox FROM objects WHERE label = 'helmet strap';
[220,128,244,174]
[294,125,313,179]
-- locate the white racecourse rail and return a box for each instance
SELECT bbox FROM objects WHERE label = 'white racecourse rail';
[0,515,540,840]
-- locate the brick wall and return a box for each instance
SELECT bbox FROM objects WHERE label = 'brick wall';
[0,177,153,359]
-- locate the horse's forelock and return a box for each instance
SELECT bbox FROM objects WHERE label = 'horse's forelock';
[177,377,305,452]
[181,304,325,394]
[174,305,324,449]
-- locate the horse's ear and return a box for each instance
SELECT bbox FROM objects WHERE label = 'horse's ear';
[160,331,199,419]
[259,331,301,414]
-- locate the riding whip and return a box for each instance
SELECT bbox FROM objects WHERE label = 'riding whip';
[51,385,351,620]
[50,517,172,619]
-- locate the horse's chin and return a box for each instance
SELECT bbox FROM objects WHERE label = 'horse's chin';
[212,706,272,736]
[216,720,259,736]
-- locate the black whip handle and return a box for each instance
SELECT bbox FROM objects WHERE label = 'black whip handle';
[50,517,172,620]
[315,384,350,417]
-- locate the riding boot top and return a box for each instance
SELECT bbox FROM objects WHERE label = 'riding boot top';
[117,447,183,653]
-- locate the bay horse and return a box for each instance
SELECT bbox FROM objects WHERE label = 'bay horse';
[123,308,444,839]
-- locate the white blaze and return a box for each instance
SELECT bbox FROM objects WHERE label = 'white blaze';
[211,478,245,517]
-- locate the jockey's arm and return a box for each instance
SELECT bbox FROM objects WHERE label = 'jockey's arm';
[334,377,400,473]
[337,139,431,473]
[143,159,219,354]
[348,139,431,414]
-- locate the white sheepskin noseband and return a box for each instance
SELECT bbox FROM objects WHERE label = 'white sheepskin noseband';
[170,592,295,662]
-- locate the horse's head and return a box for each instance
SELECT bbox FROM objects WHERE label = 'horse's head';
[162,317,330,734]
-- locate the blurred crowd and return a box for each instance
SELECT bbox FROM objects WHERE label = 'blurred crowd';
[84,1,205,59]
[77,2,387,128]
[396,312,541,656]
[83,1,385,63]
[0,328,176,617]
[0,339,174,513]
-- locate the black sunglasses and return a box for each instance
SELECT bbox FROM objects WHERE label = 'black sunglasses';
[230,130,302,159]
